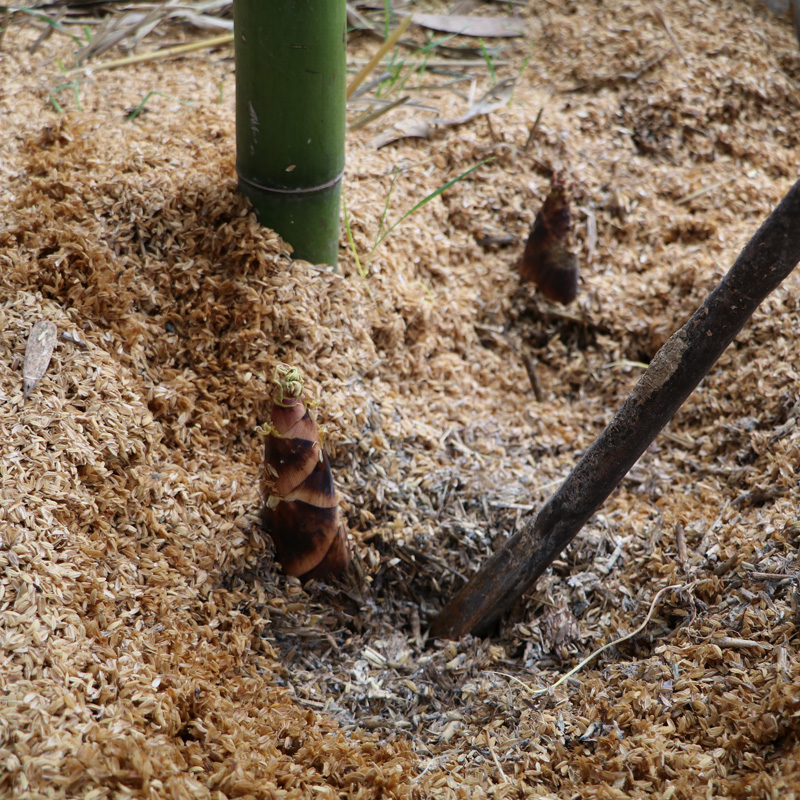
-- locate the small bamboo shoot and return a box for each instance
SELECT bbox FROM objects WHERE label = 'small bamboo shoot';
[259,365,350,580]
[518,174,579,305]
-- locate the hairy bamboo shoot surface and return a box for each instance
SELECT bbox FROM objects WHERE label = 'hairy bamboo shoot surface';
[259,365,350,580]
[518,174,579,305]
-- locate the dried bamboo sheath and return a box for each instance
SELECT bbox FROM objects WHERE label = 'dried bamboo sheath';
[23,319,57,400]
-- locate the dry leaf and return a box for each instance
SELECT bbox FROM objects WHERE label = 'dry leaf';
[168,10,232,32]
[372,118,433,149]
[23,320,57,400]
[410,12,524,38]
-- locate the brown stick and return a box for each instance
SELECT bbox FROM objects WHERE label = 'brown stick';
[432,178,800,639]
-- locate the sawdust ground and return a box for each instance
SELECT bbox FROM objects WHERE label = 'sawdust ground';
[2,1,800,798]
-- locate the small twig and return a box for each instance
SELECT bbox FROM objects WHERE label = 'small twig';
[675,523,688,566]
[653,7,689,66]
[523,106,544,151]
[677,177,735,205]
[716,637,771,650]
[750,571,794,581]
[485,730,508,783]
[521,351,544,402]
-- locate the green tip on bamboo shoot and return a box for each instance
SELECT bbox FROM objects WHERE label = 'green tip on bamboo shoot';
[234,0,346,267]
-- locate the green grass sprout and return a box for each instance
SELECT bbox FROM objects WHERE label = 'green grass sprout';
[372,158,492,251]
[372,170,401,256]
[343,157,492,290]
[19,8,84,46]
[342,192,367,280]
[126,90,195,122]
[49,58,82,112]
[378,30,459,99]
[383,0,393,40]
[479,38,496,85]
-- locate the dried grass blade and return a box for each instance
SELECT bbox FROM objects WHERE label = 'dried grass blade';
[349,95,410,131]
[346,2,373,31]
[67,32,233,74]
[372,117,432,149]
[127,5,171,50]
[76,11,147,62]
[346,15,411,99]
[29,5,66,54]
[494,582,690,699]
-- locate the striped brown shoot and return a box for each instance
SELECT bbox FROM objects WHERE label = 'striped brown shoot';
[519,174,579,305]
[259,364,350,580]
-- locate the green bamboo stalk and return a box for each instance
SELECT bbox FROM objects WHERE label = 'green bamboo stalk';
[234,0,346,267]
